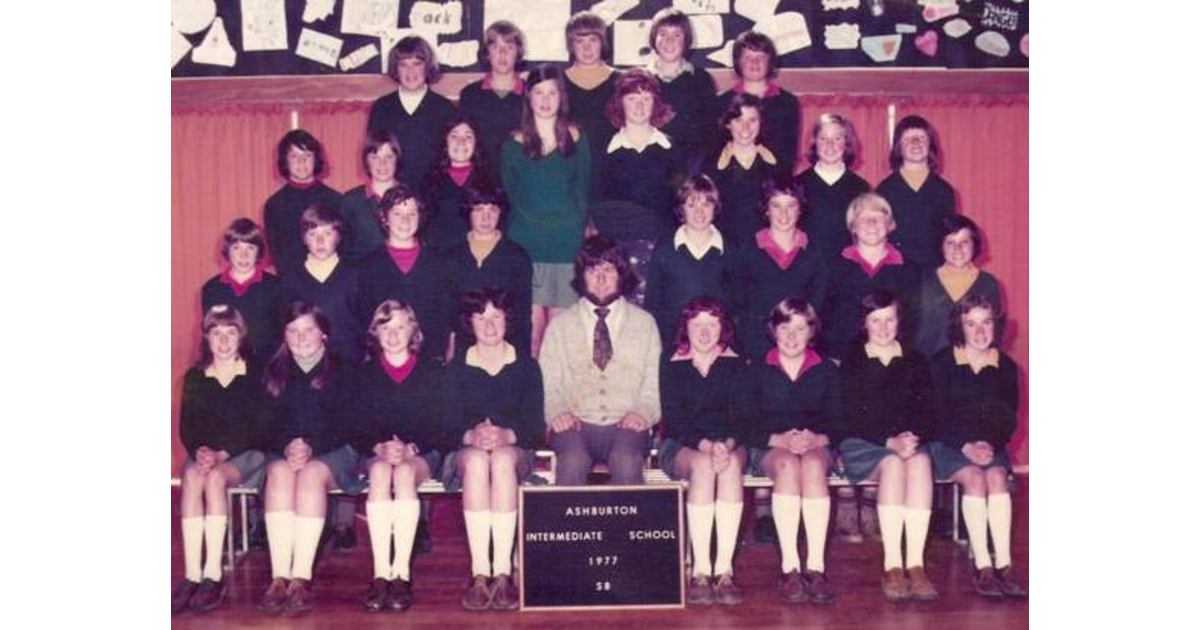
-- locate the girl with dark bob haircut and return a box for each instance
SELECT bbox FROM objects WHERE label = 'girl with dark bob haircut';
[569,235,640,299]
[836,289,938,602]
[748,296,842,605]
[368,35,456,186]
[658,295,750,606]
[341,129,403,261]
[602,68,675,129]
[875,114,958,270]
[264,129,343,273]
[440,286,545,611]
[173,304,268,614]
[927,293,1026,599]
[912,213,1004,358]
[702,93,786,249]
[201,218,282,362]
[258,301,357,614]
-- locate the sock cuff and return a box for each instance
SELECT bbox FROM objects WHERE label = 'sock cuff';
[962,495,987,507]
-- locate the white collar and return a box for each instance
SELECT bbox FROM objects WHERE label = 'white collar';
[465,342,517,375]
[814,162,846,185]
[398,86,428,114]
[606,127,672,154]
[673,225,725,258]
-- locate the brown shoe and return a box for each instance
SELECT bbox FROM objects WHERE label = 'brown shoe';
[881,568,909,602]
[363,578,390,612]
[171,579,199,614]
[258,578,290,612]
[713,573,743,606]
[996,565,1028,598]
[906,566,939,600]
[686,574,713,606]
[285,578,316,612]
[973,567,1005,598]
[804,570,837,604]
[388,578,414,611]
[190,579,226,613]
[491,574,520,611]
[461,575,492,611]
[778,570,806,604]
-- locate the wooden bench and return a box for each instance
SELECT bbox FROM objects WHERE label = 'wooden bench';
[223,450,965,569]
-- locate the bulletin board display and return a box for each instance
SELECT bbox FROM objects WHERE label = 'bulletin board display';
[171,0,1029,77]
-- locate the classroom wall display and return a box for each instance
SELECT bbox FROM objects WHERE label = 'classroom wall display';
[171,0,1029,76]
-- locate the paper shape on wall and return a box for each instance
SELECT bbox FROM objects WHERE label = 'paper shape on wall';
[613,20,654,67]
[172,28,193,68]
[303,0,336,23]
[690,15,724,49]
[706,39,735,66]
[192,17,237,67]
[437,40,481,67]
[242,0,288,51]
[674,0,730,15]
[591,0,639,25]
[917,0,955,6]
[1019,33,1028,57]
[753,12,811,55]
[172,0,216,35]
[735,0,778,24]
[296,28,344,67]
[822,0,858,11]
[943,18,970,38]
[974,30,1010,57]
[412,1,464,36]
[980,2,1019,32]
[922,2,958,22]
[824,23,860,50]
[342,0,400,37]
[861,34,901,62]
[894,23,916,34]
[914,30,937,56]
[339,43,380,71]
[485,0,570,62]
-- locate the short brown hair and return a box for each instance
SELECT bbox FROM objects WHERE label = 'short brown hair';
[388,35,441,84]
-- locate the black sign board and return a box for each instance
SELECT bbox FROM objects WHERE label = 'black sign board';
[519,485,684,610]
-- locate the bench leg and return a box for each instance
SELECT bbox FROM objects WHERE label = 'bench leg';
[952,483,961,545]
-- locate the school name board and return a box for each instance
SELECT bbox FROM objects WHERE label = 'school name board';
[519,485,684,610]
[172,0,1029,77]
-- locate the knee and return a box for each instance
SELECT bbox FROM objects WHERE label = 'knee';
[554,442,591,473]
[688,453,715,478]
[985,467,1009,493]
[297,462,329,490]
[958,466,986,494]
[367,459,394,488]
[879,454,905,480]
[907,453,933,478]
[489,448,519,475]
[772,452,801,480]
[392,462,418,488]
[799,452,830,480]
[181,464,206,491]
[204,470,229,495]
[265,460,292,484]
[460,448,490,475]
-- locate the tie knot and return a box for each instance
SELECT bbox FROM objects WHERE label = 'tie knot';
[595,306,610,319]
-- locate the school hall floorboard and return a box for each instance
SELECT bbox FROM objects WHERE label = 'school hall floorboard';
[171,473,1028,629]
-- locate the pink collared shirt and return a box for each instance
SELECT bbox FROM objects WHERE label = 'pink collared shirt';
[765,347,823,379]
[756,228,809,270]
[841,243,905,278]
[219,266,264,297]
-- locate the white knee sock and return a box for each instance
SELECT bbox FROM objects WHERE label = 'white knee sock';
[961,496,992,569]
[687,502,716,577]
[202,515,228,580]
[264,511,295,579]
[877,504,905,570]
[771,494,802,573]
[801,497,831,573]
[290,516,325,580]
[904,508,932,569]
[987,493,1013,568]
[464,510,492,577]
[492,511,518,576]
[713,500,743,576]
[391,498,421,580]
[182,516,204,582]
[367,500,394,579]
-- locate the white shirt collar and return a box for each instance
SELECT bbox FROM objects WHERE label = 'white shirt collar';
[606,127,673,154]
[814,161,847,185]
[465,342,517,375]
[398,86,428,115]
[673,225,725,259]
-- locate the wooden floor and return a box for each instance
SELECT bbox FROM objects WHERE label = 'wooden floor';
[171,475,1028,629]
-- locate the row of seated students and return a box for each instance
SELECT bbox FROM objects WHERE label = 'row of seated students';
[175,234,1025,615]
[175,6,1021,619]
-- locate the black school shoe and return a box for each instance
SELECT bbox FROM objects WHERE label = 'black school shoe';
[388,578,414,611]
[189,578,226,613]
[171,579,199,614]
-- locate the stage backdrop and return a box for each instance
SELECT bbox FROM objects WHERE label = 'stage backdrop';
[170,70,1028,475]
